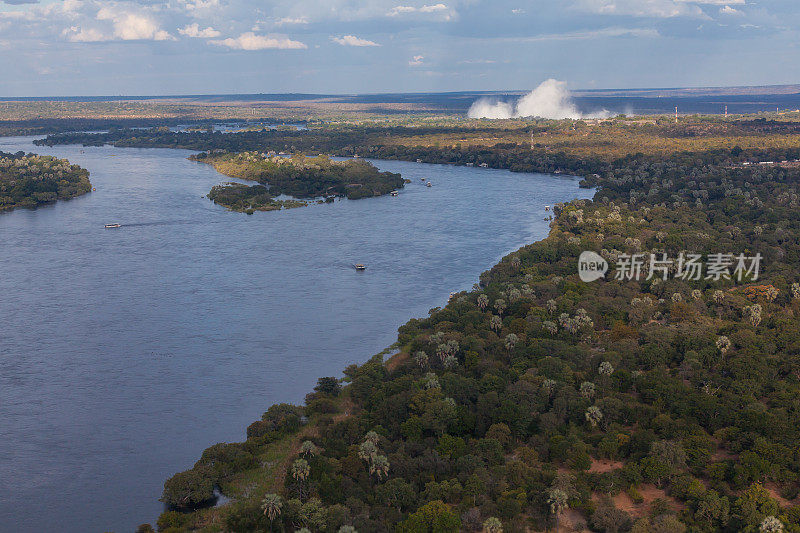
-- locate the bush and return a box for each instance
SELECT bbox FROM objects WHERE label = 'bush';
[160,469,215,510]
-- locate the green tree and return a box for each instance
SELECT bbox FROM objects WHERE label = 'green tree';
[399,500,461,533]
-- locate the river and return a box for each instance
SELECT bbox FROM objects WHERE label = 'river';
[0,136,593,532]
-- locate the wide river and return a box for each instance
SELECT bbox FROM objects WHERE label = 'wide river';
[0,136,593,532]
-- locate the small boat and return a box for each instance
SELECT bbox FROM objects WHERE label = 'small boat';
[545,205,550,211]
[354,263,366,271]
[104,223,121,229]
[390,191,399,196]
[426,182,432,187]
[420,178,426,181]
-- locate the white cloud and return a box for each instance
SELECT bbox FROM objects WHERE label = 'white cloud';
[719,5,742,14]
[388,3,452,18]
[96,8,175,41]
[178,23,220,38]
[63,25,106,42]
[332,34,380,46]
[575,0,704,17]
[275,16,309,25]
[210,32,307,50]
[409,54,424,65]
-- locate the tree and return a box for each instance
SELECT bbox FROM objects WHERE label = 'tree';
[586,406,603,427]
[580,381,596,399]
[315,376,341,396]
[490,315,502,332]
[377,478,416,513]
[494,299,506,315]
[760,516,783,533]
[548,488,568,532]
[160,469,214,510]
[292,459,311,499]
[477,294,489,310]
[261,493,284,521]
[483,517,503,533]
[370,454,390,480]
[399,500,461,533]
[300,440,319,458]
[504,333,518,352]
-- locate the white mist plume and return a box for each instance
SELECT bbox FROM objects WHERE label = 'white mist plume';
[468,79,611,120]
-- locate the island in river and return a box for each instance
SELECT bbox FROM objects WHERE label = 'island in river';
[0,151,91,212]
[193,151,405,213]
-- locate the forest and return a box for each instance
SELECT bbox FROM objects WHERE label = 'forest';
[0,150,91,211]
[195,152,405,205]
[130,118,800,533]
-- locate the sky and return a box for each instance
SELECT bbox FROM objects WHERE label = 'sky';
[0,0,799,96]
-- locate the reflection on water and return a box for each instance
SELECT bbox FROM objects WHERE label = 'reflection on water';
[0,136,593,532]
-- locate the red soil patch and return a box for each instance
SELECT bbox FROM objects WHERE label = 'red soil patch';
[766,483,797,508]
[385,351,409,372]
[593,484,685,519]
[588,458,624,473]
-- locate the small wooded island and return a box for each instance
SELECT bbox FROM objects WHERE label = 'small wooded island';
[0,151,91,212]
[193,151,404,213]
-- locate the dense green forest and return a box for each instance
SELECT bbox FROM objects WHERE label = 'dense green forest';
[207,183,307,213]
[0,150,91,211]
[135,119,800,533]
[195,152,404,208]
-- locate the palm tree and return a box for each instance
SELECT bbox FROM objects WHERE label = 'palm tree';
[547,488,568,533]
[483,517,503,533]
[364,430,380,446]
[494,299,506,315]
[261,493,283,522]
[761,516,784,533]
[359,440,378,462]
[585,406,603,428]
[504,333,518,352]
[490,315,502,332]
[369,454,390,480]
[477,294,489,310]
[300,440,319,458]
[292,459,310,499]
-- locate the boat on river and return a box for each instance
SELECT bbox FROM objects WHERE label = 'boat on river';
[104,223,121,229]
[426,182,432,187]
[354,263,366,271]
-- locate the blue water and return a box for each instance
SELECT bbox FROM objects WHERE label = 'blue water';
[0,136,593,532]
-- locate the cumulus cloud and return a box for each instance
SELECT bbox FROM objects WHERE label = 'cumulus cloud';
[210,32,307,50]
[468,79,612,120]
[178,23,220,38]
[408,54,424,65]
[388,3,452,18]
[96,8,175,41]
[61,7,175,42]
[332,34,380,46]
[719,5,742,14]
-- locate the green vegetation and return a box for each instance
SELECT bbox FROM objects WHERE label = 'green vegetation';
[0,151,91,211]
[196,152,404,212]
[207,183,307,214]
[138,118,800,532]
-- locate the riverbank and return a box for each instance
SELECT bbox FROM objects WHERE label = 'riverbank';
[0,136,586,533]
[149,135,800,532]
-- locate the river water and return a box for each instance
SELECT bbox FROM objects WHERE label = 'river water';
[0,136,593,532]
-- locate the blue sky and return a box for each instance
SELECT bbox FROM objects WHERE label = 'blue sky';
[0,0,798,96]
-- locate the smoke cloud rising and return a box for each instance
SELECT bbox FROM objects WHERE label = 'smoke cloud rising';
[467,79,611,120]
